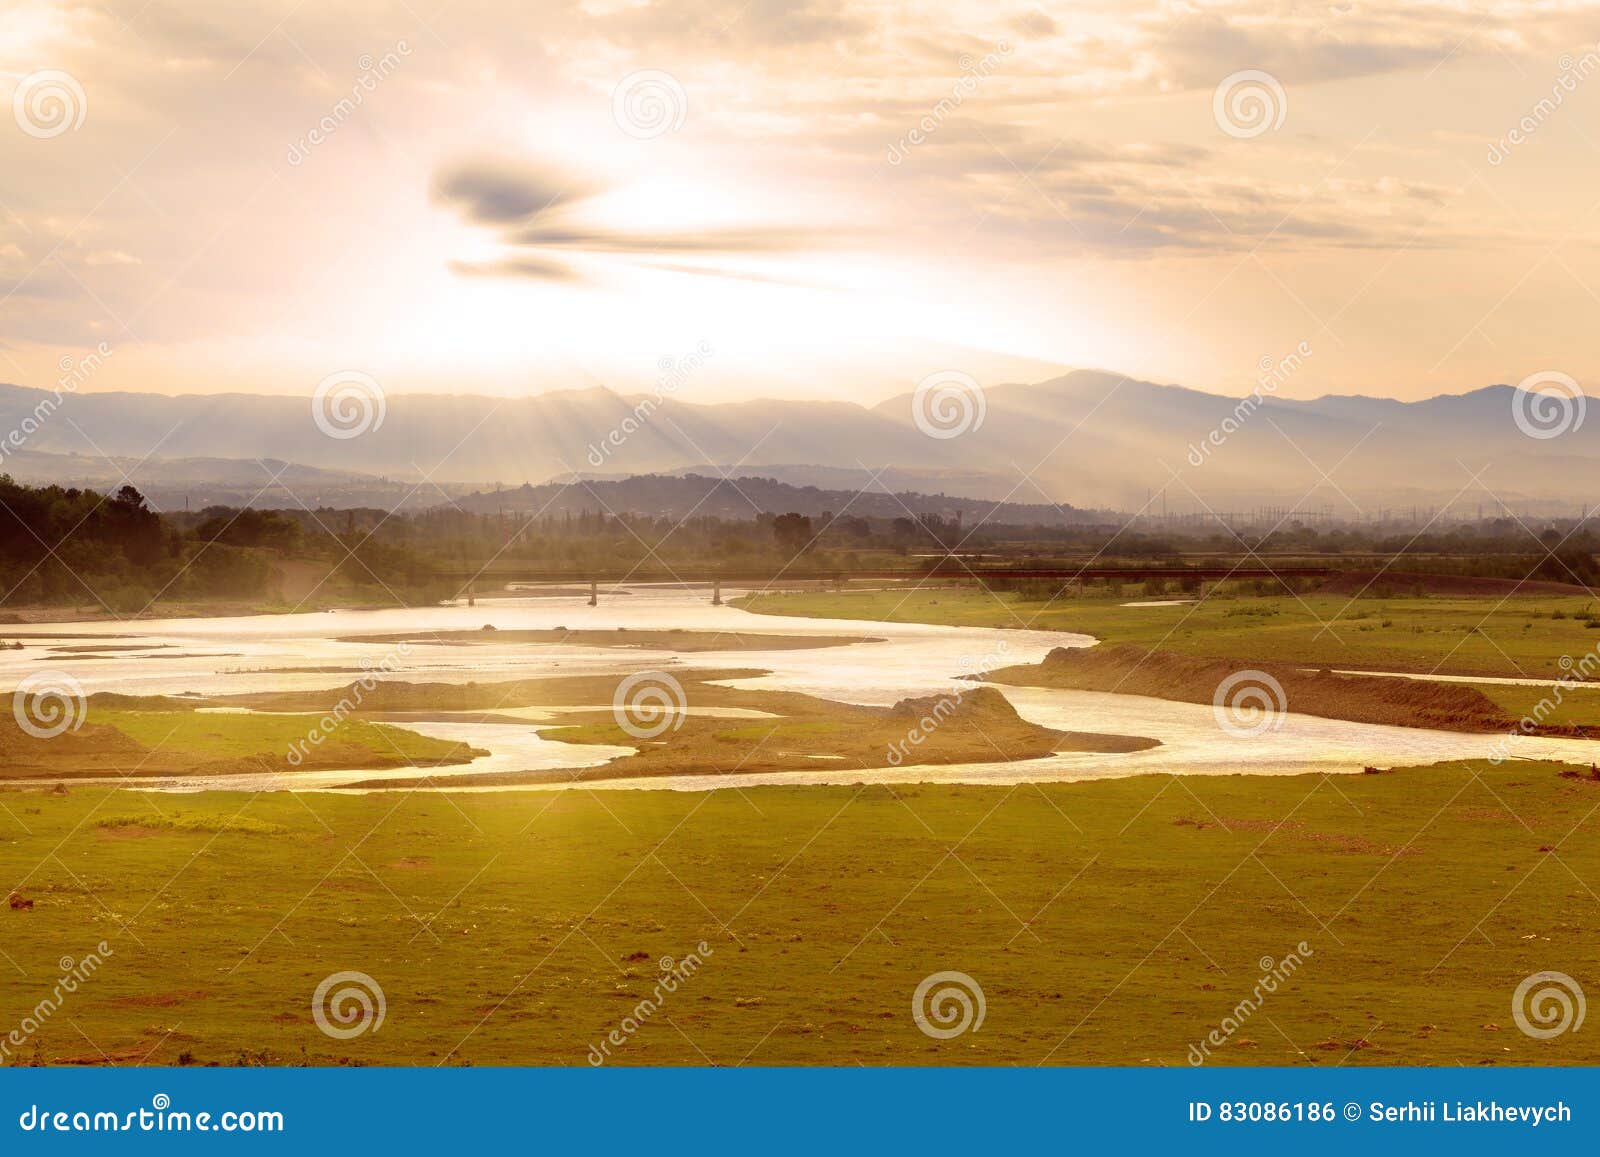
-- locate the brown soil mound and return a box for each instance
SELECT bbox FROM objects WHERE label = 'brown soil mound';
[983,644,1519,733]
[0,719,148,775]
[345,682,1159,788]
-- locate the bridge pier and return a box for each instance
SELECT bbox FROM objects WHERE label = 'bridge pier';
[712,580,722,606]
[588,580,598,607]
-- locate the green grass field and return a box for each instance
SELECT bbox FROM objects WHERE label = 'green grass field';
[0,705,480,783]
[738,588,1600,680]
[91,709,465,766]
[3,764,1597,1067]
[741,588,1600,725]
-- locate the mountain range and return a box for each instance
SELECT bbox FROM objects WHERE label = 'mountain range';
[451,473,1096,525]
[1,372,1592,514]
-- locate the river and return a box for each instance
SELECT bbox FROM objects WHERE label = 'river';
[1,585,1593,791]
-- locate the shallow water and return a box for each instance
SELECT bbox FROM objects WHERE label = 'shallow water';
[2,586,1592,792]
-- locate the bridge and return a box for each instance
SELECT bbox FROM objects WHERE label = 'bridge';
[432,564,1340,605]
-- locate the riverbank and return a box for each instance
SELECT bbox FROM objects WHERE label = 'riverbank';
[0,704,483,781]
[222,672,1157,786]
[3,761,1595,1066]
[734,588,1600,681]
[335,627,882,651]
[980,644,1533,735]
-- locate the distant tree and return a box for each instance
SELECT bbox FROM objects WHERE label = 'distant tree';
[772,512,814,555]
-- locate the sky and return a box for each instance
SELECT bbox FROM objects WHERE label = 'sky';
[2,0,1600,407]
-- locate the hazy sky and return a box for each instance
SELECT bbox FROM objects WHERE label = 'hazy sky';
[3,0,1600,405]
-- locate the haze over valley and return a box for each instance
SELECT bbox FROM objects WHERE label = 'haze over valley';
[4,371,1592,515]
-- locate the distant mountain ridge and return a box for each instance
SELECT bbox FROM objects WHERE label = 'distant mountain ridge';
[451,473,1096,524]
[2,372,1592,512]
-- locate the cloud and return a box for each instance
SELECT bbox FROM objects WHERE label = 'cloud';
[1010,8,1058,38]
[447,255,582,281]
[431,159,592,225]
[509,224,820,253]
[432,154,828,283]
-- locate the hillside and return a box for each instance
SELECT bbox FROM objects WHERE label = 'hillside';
[446,473,1094,523]
[5,371,1596,511]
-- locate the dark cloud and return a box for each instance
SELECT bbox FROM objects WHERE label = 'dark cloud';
[431,159,593,225]
[509,225,818,253]
[1010,8,1058,38]
[602,0,869,48]
[433,154,826,282]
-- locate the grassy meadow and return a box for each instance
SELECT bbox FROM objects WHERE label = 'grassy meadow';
[739,587,1600,727]
[0,706,479,782]
[2,764,1598,1067]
